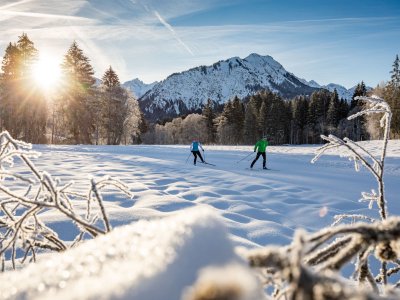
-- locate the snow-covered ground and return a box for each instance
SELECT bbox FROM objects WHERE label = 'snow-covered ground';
[1,141,400,299]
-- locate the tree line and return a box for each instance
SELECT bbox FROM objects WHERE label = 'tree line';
[143,55,400,145]
[0,33,145,145]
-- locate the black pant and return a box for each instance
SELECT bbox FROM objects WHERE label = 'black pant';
[192,151,204,164]
[251,152,266,168]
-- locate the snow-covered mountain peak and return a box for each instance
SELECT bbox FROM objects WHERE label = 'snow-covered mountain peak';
[138,53,318,121]
[244,53,283,70]
[122,78,158,99]
[308,80,321,88]
[324,83,355,100]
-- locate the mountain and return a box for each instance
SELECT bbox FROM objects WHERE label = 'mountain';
[138,53,319,121]
[94,77,102,86]
[323,83,355,100]
[298,79,372,101]
[93,77,157,98]
[122,78,158,99]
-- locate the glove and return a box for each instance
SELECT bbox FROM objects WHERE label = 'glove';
[254,150,256,152]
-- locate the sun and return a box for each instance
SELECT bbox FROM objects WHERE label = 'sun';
[32,53,62,91]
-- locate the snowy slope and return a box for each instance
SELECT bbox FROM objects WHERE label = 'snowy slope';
[139,53,318,121]
[1,141,400,298]
[122,78,158,99]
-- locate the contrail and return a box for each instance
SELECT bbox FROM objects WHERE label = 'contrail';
[0,10,92,21]
[0,0,34,11]
[0,0,92,22]
[154,10,194,56]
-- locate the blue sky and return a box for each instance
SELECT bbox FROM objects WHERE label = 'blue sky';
[0,0,399,88]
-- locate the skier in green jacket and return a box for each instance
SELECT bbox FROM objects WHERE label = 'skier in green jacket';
[250,137,268,169]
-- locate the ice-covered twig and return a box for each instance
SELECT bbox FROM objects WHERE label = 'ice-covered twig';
[312,134,379,178]
[305,236,352,266]
[250,216,400,298]
[90,178,111,232]
[248,240,387,299]
[332,214,376,227]
[0,131,133,270]
[359,190,379,209]
[312,95,392,222]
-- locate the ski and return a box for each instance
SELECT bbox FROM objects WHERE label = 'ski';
[246,167,276,171]
[202,161,216,166]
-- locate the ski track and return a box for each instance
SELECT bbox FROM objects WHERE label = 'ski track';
[7,142,400,249]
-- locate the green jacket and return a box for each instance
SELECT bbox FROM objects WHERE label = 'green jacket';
[254,139,268,152]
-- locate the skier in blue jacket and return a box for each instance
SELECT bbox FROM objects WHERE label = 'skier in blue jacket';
[190,140,205,165]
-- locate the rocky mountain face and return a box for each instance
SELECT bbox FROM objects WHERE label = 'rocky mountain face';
[122,54,361,122]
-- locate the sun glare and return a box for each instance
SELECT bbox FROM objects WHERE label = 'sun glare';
[32,54,62,91]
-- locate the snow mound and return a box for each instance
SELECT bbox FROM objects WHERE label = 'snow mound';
[0,207,260,300]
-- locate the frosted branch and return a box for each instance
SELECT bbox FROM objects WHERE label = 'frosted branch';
[0,131,133,270]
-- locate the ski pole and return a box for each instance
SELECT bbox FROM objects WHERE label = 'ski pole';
[185,152,191,164]
[236,152,254,163]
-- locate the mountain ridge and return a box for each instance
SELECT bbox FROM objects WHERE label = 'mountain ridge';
[121,54,366,122]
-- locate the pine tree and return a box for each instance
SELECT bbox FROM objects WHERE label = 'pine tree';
[222,100,234,122]
[61,41,96,144]
[137,111,148,143]
[0,43,20,134]
[385,55,400,137]
[338,99,350,121]
[284,100,292,144]
[231,96,245,144]
[102,66,120,89]
[292,96,309,144]
[202,99,216,144]
[266,94,288,144]
[16,33,47,143]
[0,34,46,143]
[350,81,367,109]
[219,100,236,144]
[16,33,38,78]
[348,81,368,141]
[390,54,400,88]
[307,90,330,142]
[258,100,267,137]
[99,66,134,145]
[326,89,339,130]
[243,97,258,144]
[1,43,20,80]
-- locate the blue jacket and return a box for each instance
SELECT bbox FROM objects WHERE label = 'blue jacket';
[190,141,204,152]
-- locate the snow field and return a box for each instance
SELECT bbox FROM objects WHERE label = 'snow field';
[1,140,399,299]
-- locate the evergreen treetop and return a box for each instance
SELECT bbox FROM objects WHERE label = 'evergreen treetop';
[102,66,120,89]
[62,41,95,89]
[390,54,400,88]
